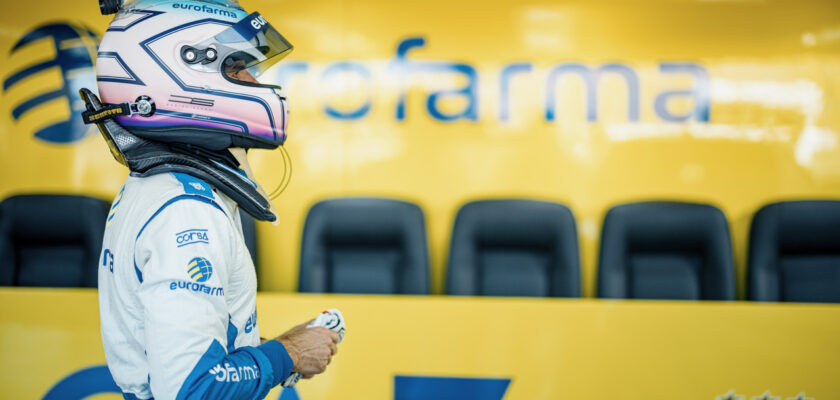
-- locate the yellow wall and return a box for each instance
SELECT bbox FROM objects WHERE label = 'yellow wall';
[1,0,839,296]
[2,289,839,399]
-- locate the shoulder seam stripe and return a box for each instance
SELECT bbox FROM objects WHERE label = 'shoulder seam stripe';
[132,194,227,283]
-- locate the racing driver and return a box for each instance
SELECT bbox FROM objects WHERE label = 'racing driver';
[83,0,339,398]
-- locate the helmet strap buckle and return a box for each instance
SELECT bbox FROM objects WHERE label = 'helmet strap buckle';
[81,95,155,124]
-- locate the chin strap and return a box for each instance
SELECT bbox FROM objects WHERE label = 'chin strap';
[79,88,277,222]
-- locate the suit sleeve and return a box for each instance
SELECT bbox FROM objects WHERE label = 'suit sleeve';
[135,197,293,400]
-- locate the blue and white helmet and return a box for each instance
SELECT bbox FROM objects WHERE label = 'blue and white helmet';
[96,0,293,150]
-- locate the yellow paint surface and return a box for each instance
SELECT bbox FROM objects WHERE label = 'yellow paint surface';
[0,289,838,399]
[0,1,838,295]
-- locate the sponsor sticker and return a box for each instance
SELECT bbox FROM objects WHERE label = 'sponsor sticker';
[176,229,209,248]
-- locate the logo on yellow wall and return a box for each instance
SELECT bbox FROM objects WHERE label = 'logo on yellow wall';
[3,23,99,143]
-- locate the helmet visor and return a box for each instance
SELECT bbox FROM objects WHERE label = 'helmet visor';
[186,12,293,80]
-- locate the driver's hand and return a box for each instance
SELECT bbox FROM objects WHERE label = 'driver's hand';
[275,320,340,377]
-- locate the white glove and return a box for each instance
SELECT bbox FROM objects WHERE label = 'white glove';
[282,309,345,388]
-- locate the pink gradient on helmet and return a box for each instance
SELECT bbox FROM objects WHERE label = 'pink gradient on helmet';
[96,4,288,147]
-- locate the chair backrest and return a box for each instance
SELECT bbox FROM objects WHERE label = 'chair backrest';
[0,194,110,287]
[598,201,735,300]
[299,197,429,294]
[238,208,258,271]
[446,199,580,297]
[749,200,840,303]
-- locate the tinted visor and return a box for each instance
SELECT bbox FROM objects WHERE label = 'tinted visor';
[188,12,293,80]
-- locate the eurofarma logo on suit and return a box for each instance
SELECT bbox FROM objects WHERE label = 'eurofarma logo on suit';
[3,22,99,143]
[188,256,213,283]
[164,257,224,296]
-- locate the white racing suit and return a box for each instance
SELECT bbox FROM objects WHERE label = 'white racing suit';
[98,172,293,400]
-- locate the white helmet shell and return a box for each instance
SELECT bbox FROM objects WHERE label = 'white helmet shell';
[96,0,291,150]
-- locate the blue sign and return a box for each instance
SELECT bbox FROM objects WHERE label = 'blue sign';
[42,365,120,399]
[394,375,511,400]
[46,366,511,399]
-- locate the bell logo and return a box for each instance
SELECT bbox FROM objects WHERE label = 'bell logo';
[3,23,99,143]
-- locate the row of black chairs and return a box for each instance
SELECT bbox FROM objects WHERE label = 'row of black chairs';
[1,194,838,303]
[0,194,258,288]
[299,198,840,303]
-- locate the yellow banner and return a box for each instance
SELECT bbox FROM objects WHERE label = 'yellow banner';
[0,289,838,399]
[1,0,839,297]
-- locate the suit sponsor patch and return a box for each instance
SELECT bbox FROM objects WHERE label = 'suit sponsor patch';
[176,229,209,247]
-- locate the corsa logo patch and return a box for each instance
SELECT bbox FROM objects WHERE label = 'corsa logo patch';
[176,228,209,247]
[187,257,213,283]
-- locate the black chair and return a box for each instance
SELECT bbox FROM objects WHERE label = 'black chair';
[749,200,840,303]
[299,197,429,294]
[598,201,735,300]
[446,199,580,297]
[239,208,258,269]
[0,194,110,287]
